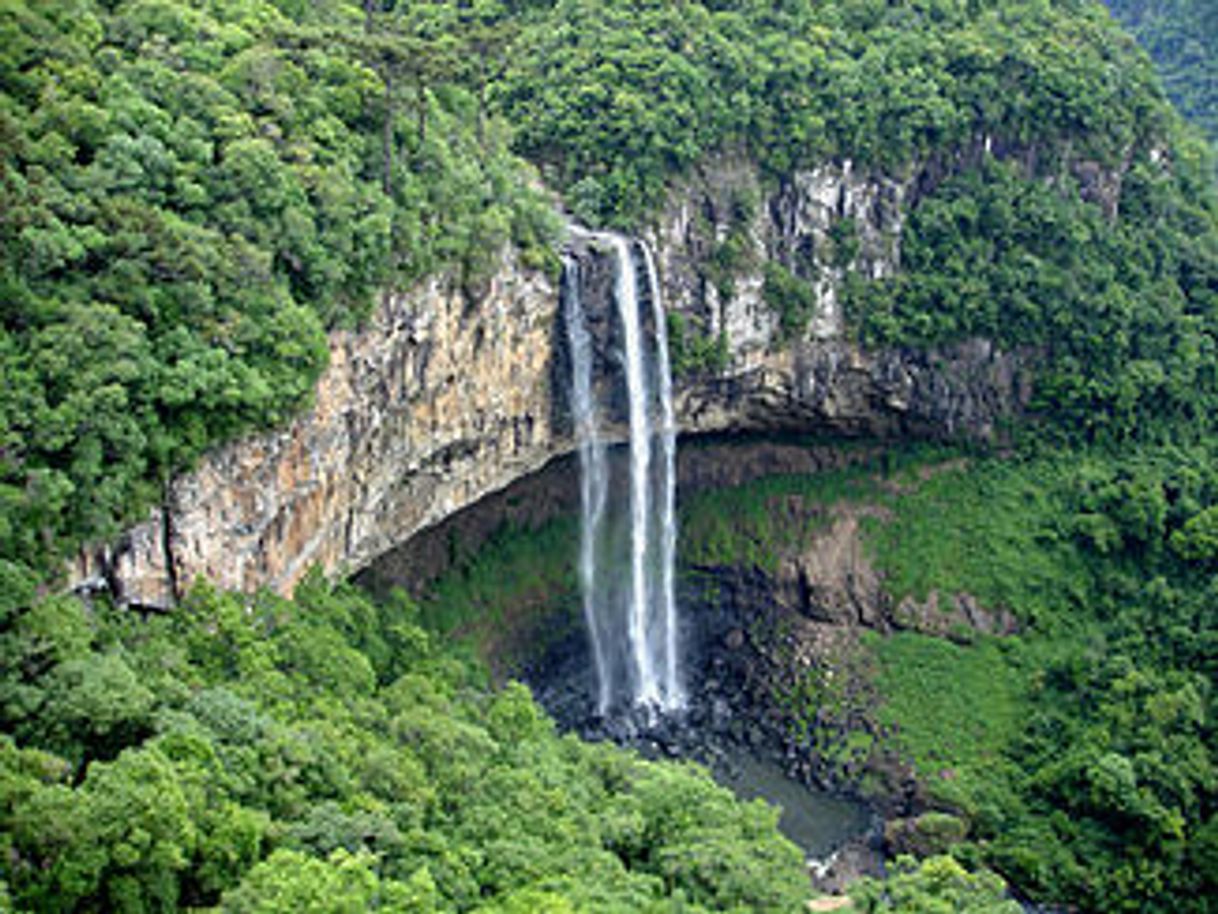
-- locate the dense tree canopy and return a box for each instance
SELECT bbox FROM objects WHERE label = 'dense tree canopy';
[3,2,1218,911]
[0,573,811,913]
[1103,0,1218,146]
[496,0,1172,223]
[0,0,558,576]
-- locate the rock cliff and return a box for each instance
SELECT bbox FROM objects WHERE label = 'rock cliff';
[74,251,562,608]
[74,160,1032,608]
[652,154,1029,440]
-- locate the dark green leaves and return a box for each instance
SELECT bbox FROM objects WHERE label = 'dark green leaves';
[0,0,557,577]
[0,575,809,913]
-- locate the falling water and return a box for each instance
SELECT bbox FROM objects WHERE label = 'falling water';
[564,230,681,715]
[563,256,611,716]
[642,243,683,710]
[609,233,662,708]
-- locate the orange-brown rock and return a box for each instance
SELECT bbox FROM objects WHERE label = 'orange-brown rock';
[74,250,561,608]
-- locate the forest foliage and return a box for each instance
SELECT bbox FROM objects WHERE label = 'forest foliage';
[498,0,1171,223]
[681,449,1218,912]
[0,0,558,578]
[862,450,1218,912]
[0,571,811,913]
[845,154,1218,443]
[1103,0,1218,146]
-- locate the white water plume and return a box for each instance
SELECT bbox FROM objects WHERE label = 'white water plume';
[562,255,612,716]
[563,230,682,715]
[642,242,683,711]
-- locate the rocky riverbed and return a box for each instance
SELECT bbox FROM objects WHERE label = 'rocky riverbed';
[522,576,886,892]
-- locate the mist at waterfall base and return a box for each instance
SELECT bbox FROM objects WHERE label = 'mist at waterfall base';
[532,233,874,864]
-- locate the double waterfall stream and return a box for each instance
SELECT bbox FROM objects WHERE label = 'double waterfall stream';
[563,232,683,716]
[554,230,873,872]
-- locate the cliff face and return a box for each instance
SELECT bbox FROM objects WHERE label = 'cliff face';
[653,155,1030,440]
[75,161,1031,608]
[74,252,563,608]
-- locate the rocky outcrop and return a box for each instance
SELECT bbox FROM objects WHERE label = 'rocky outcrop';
[676,338,1028,441]
[72,158,1035,609]
[73,250,563,609]
[724,505,1018,640]
[651,154,1030,440]
[655,155,907,350]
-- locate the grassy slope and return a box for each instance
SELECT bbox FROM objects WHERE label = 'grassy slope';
[419,517,580,674]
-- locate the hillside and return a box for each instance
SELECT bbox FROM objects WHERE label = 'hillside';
[2,1,1217,912]
[1104,0,1218,146]
[3,0,1216,583]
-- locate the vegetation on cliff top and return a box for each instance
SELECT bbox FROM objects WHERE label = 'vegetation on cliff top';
[499,0,1172,224]
[0,0,558,579]
[3,0,1215,578]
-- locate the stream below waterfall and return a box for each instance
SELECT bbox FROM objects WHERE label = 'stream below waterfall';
[523,599,878,870]
[713,745,872,859]
[553,229,877,875]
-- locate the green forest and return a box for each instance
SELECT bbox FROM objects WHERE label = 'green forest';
[0,572,813,912]
[2,0,1217,911]
[1103,0,1218,147]
[678,445,1218,911]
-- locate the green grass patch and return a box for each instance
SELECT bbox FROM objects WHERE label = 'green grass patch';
[422,517,579,667]
[680,461,883,573]
[863,459,1091,627]
[869,631,1026,813]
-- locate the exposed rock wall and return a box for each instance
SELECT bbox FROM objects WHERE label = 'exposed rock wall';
[73,158,1033,608]
[652,155,1029,439]
[654,155,908,353]
[74,251,562,608]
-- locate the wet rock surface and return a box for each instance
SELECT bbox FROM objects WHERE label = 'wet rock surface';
[521,578,885,888]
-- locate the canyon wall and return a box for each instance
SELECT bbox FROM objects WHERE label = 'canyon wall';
[74,160,1032,608]
[74,252,563,608]
[653,155,1029,440]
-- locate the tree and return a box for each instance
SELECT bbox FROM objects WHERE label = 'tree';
[1170,505,1218,564]
[849,855,1021,913]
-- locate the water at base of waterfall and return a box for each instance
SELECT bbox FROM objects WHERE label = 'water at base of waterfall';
[521,580,877,866]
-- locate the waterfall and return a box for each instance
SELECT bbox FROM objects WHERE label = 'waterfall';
[563,256,612,717]
[563,231,682,715]
[610,233,662,708]
[642,244,683,711]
